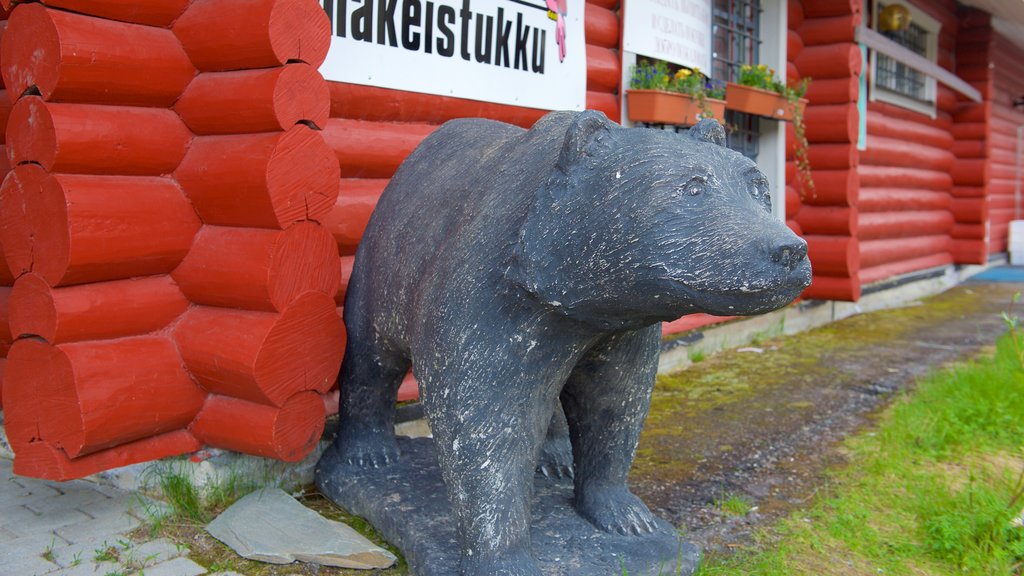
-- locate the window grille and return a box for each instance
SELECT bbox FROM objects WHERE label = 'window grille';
[876,15,930,101]
[712,0,761,160]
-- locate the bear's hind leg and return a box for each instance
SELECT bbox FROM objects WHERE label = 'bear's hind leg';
[332,333,411,468]
[561,326,661,535]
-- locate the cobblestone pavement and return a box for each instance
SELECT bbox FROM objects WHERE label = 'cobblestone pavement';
[0,458,231,576]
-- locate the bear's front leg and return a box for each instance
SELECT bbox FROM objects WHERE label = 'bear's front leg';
[422,368,557,576]
[561,325,662,535]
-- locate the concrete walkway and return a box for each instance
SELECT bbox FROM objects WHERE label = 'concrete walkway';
[0,457,217,576]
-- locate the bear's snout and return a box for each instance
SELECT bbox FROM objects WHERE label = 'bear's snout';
[770,239,808,272]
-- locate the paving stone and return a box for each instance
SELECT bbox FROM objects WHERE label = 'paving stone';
[47,534,131,569]
[77,492,136,522]
[0,531,67,572]
[123,537,187,569]
[0,503,91,536]
[0,525,18,543]
[55,512,140,545]
[24,487,109,515]
[1,476,62,508]
[130,555,207,576]
[56,559,124,576]
[208,572,246,576]
[0,546,61,576]
[206,488,396,569]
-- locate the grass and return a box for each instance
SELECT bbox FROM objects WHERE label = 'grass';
[695,330,1024,576]
[716,493,754,517]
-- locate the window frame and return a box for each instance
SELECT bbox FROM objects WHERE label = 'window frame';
[869,0,941,118]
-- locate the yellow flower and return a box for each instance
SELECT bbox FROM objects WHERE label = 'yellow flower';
[675,69,692,79]
[741,64,752,71]
[757,64,767,71]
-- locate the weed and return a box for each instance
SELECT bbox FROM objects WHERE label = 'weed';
[40,537,55,562]
[93,541,121,563]
[688,349,706,363]
[70,551,82,567]
[716,493,753,517]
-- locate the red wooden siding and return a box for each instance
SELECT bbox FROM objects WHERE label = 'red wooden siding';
[0,0,342,480]
[987,32,1024,253]
[0,8,12,411]
[792,0,863,301]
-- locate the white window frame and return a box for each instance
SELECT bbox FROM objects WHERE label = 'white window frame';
[869,0,940,118]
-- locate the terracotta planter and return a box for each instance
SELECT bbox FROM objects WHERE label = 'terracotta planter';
[725,83,807,121]
[627,90,727,126]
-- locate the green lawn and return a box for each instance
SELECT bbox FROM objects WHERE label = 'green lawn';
[696,328,1024,576]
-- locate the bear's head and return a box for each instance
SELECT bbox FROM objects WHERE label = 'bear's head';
[511,110,812,331]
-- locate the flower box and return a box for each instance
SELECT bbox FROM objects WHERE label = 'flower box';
[626,90,727,126]
[725,83,807,121]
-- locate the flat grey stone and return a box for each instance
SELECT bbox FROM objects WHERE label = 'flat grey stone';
[129,555,207,576]
[206,488,396,569]
[317,437,700,576]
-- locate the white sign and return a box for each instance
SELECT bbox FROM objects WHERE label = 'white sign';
[624,0,712,72]
[319,0,587,111]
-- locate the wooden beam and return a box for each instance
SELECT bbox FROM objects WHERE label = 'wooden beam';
[855,25,982,103]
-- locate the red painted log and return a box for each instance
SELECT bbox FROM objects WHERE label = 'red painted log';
[0,89,10,142]
[951,223,986,240]
[587,0,618,10]
[858,210,954,240]
[190,391,325,461]
[6,96,190,175]
[803,274,861,302]
[859,235,950,269]
[859,253,953,285]
[586,45,619,93]
[397,371,420,402]
[322,119,435,179]
[866,111,953,150]
[37,336,206,458]
[176,63,330,134]
[587,90,621,124]
[785,185,801,218]
[0,171,201,286]
[788,0,804,29]
[950,159,989,186]
[804,76,858,104]
[0,286,9,354]
[950,198,989,224]
[950,140,988,159]
[8,273,188,343]
[802,0,861,20]
[951,122,986,141]
[175,124,339,229]
[803,104,858,143]
[328,82,547,126]
[800,169,857,207]
[585,3,618,49]
[173,223,340,313]
[1,3,195,106]
[858,187,950,212]
[808,143,857,170]
[2,337,50,445]
[788,29,804,59]
[173,0,330,71]
[859,165,952,190]
[951,239,989,266]
[794,43,861,79]
[38,0,191,27]
[796,206,857,236]
[0,357,5,410]
[860,136,954,172]
[11,430,201,481]
[798,15,858,46]
[805,235,859,276]
[322,179,386,253]
[786,219,803,237]
[174,292,344,407]
[336,256,354,305]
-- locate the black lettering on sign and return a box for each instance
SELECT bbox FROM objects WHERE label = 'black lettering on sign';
[323,0,555,75]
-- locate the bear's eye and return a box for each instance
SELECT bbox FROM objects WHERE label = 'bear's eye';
[678,175,708,197]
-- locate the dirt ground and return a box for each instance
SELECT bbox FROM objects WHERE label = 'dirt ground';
[629,279,1024,553]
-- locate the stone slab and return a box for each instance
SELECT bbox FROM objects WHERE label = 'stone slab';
[316,437,700,576]
[206,488,396,569]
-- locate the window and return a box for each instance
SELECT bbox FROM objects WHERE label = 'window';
[712,0,761,160]
[870,2,940,116]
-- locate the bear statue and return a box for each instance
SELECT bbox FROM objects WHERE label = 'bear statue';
[316,111,812,576]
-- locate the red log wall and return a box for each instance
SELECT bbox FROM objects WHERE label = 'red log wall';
[0,0,343,480]
[987,32,1024,252]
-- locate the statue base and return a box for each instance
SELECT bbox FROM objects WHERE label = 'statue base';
[315,436,700,576]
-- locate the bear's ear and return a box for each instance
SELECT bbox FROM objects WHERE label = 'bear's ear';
[555,110,613,173]
[687,118,726,147]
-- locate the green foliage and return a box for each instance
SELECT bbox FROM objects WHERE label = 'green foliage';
[629,59,726,121]
[630,59,671,91]
[696,327,1024,575]
[717,493,753,517]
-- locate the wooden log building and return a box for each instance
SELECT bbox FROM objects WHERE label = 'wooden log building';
[0,0,1021,480]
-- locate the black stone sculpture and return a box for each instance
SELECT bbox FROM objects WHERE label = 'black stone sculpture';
[316,111,812,576]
